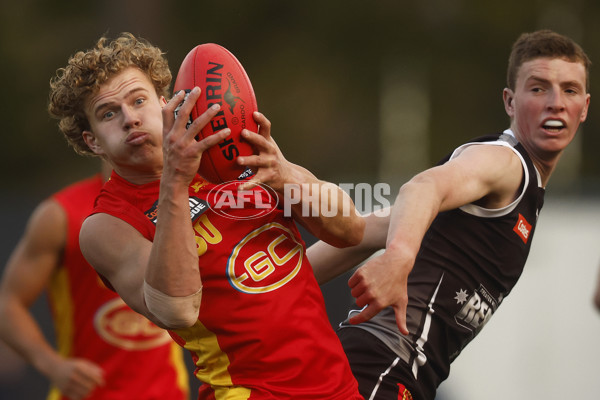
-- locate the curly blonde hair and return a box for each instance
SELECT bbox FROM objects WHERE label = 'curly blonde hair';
[48,32,172,156]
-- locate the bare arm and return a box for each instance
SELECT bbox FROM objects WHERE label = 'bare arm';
[307,210,390,284]
[0,200,104,399]
[348,144,524,334]
[238,112,365,247]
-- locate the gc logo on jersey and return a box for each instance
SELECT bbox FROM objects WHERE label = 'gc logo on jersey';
[227,222,303,293]
[94,298,171,350]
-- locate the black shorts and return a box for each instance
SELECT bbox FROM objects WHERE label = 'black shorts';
[337,327,424,400]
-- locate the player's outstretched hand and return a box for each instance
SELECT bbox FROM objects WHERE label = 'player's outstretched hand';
[347,250,410,336]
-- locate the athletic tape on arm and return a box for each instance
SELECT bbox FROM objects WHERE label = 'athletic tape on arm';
[143,280,201,328]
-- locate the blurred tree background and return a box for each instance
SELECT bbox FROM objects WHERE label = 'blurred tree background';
[0,0,599,398]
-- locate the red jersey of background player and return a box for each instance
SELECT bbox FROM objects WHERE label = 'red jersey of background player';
[92,171,363,400]
[47,174,189,400]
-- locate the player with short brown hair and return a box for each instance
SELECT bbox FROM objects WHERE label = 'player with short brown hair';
[309,29,591,399]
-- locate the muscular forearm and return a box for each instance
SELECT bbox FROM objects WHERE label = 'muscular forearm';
[0,296,61,377]
[383,176,443,266]
[283,164,365,247]
[146,179,201,296]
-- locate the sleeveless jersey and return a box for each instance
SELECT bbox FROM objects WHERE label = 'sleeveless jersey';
[341,131,545,399]
[92,172,362,400]
[47,174,189,400]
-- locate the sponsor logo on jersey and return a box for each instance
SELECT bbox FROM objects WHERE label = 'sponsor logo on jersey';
[237,167,255,180]
[144,200,159,224]
[513,213,532,244]
[227,222,303,293]
[144,197,210,225]
[454,284,497,332]
[189,196,209,222]
[94,297,171,350]
[191,179,211,193]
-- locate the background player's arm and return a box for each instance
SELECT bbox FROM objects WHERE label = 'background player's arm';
[239,112,365,247]
[0,199,104,399]
[348,144,524,334]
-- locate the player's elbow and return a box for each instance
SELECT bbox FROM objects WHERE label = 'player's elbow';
[348,216,366,246]
[143,281,201,329]
[336,214,366,248]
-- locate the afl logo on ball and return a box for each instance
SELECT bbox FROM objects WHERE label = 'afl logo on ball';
[228,222,303,294]
[94,298,171,350]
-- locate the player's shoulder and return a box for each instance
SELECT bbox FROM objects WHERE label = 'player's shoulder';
[29,198,67,230]
[450,140,521,172]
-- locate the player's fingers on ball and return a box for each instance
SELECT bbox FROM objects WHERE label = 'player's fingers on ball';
[162,90,188,135]
[170,89,197,128]
[186,103,220,140]
[164,89,187,115]
[241,129,271,152]
[240,153,274,170]
[236,154,258,168]
[253,111,271,137]
[196,128,230,153]
[162,96,179,128]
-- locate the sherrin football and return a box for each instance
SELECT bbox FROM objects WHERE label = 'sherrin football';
[173,43,257,183]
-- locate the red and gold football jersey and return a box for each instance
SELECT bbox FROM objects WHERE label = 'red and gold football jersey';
[93,172,362,400]
[48,174,189,400]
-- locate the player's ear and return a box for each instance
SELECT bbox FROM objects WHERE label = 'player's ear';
[503,88,515,117]
[83,130,104,155]
[580,93,591,122]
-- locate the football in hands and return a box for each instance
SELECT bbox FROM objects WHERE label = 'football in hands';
[173,43,258,183]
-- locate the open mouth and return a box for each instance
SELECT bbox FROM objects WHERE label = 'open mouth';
[542,120,565,132]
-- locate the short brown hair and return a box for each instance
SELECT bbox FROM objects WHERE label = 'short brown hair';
[48,32,172,156]
[506,29,591,92]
